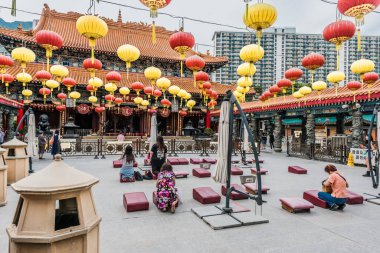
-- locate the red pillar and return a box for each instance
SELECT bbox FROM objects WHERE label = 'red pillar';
[17,107,24,130]
[206,109,211,129]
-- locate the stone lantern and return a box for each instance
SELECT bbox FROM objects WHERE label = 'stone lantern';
[0,147,8,207]
[1,137,29,185]
[7,155,101,253]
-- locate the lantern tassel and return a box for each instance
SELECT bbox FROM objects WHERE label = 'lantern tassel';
[336,44,341,71]
[256,30,262,47]
[357,28,361,52]
[335,83,338,96]
[180,60,183,77]
[245,3,249,20]
[193,71,196,88]
[152,20,156,44]
[6,84,9,94]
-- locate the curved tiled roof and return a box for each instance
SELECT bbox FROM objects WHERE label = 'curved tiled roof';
[0,5,227,65]
[0,95,23,108]
[211,80,380,115]
[7,62,232,95]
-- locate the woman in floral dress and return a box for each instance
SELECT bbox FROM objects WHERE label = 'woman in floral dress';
[156,163,178,213]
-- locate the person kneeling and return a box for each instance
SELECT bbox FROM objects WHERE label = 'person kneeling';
[120,146,136,182]
[318,164,348,211]
[156,163,179,213]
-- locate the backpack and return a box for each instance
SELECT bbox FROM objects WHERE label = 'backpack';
[134,171,144,181]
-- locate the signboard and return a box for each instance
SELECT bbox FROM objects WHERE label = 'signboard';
[65,98,75,108]
[77,104,90,114]
[350,148,377,165]
[171,100,178,113]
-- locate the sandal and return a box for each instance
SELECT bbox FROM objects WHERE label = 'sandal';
[171,203,176,213]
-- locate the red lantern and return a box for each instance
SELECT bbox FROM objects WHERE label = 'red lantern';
[95,106,105,114]
[86,84,96,95]
[105,94,115,104]
[363,72,379,85]
[0,55,13,84]
[106,71,122,83]
[347,81,362,102]
[302,53,325,83]
[62,77,77,91]
[131,82,144,96]
[269,85,281,97]
[169,31,195,77]
[35,30,63,70]
[83,58,102,78]
[186,55,206,87]
[263,90,273,99]
[148,108,157,115]
[276,79,292,93]
[323,20,356,70]
[161,98,172,108]
[285,68,303,93]
[205,89,213,97]
[56,105,66,112]
[179,110,188,117]
[144,86,154,98]
[202,81,212,91]
[208,100,217,109]
[210,90,218,100]
[114,97,123,112]
[0,73,14,93]
[39,87,51,104]
[57,92,67,102]
[195,71,209,84]
[35,70,52,85]
[338,0,380,51]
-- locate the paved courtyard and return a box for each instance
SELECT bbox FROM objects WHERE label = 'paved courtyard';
[1,151,380,253]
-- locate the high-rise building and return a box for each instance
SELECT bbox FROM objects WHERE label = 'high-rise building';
[213,28,380,92]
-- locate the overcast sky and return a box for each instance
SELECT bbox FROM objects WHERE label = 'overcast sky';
[0,0,379,52]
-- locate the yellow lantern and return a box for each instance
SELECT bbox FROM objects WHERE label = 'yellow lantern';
[117,44,140,77]
[69,91,81,106]
[237,76,253,87]
[22,88,33,98]
[76,15,108,62]
[299,86,312,96]
[236,86,246,94]
[186,99,196,112]
[89,77,103,92]
[46,79,60,93]
[177,89,187,107]
[168,85,180,99]
[119,87,130,101]
[156,77,171,98]
[240,44,264,64]
[89,95,98,103]
[237,62,256,80]
[134,96,143,108]
[327,71,345,95]
[293,91,304,107]
[233,90,243,100]
[11,47,35,70]
[244,87,250,93]
[141,99,150,107]
[105,83,118,94]
[243,3,277,46]
[144,66,162,86]
[312,81,327,100]
[351,59,375,80]
[50,65,69,82]
[16,72,32,88]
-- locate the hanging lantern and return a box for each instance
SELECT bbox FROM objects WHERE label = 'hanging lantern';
[269,85,281,97]
[56,105,66,112]
[114,97,123,112]
[351,58,375,81]
[105,94,115,106]
[263,91,274,100]
[153,89,162,102]
[292,91,304,107]
[144,66,162,86]
[201,82,212,100]
[327,71,345,95]
[277,79,292,100]
[239,44,265,71]
[184,92,191,102]
[35,70,51,86]
[156,77,171,98]
[285,68,303,93]
[76,15,108,62]
[62,77,76,91]
[106,71,122,83]
[148,108,157,115]
[177,89,187,107]
[237,62,256,81]
[88,95,98,104]
[119,87,131,101]
[69,91,81,106]
[105,83,118,95]
[144,86,154,99]
[186,99,196,112]
[11,47,35,70]
[323,20,356,70]
[186,55,206,87]
[363,72,379,98]
[337,0,380,51]
[117,44,140,78]
[195,71,209,88]
[0,55,14,82]
[86,84,96,96]
[134,96,143,108]
[141,99,150,108]
[179,110,188,117]
[243,2,277,46]
[161,98,172,108]
[46,79,60,93]
[312,81,327,100]
[35,30,63,71]
[169,30,195,77]
[299,86,312,97]
[168,85,180,100]
[83,58,102,78]
[16,72,32,88]
[22,88,33,100]
[0,73,14,94]
[95,106,105,114]
[139,0,172,43]
[39,87,51,104]
[131,82,144,96]
[233,90,244,103]
[347,81,362,102]
[208,100,218,110]
[302,52,325,83]
[237,77,253,88]
[50,65,69,82]
[57,92,67,103]
[89,77,104,94]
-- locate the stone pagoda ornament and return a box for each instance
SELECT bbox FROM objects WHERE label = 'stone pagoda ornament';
[7,155,101,253]
[1,137,29,184]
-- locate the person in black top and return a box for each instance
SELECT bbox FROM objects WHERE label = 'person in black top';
[150,136,167,176]
[269,133,274,150]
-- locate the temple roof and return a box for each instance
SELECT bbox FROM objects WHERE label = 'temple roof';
[7,62,233,95]
[211,80,380,115]
[0,95,23,109]
[0,4,227,66]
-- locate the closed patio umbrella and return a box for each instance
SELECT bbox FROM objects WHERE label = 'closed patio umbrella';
[243,123,249,152]
[149,113,157,150]
[25,112,37,158]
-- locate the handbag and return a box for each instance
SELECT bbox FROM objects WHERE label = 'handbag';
[134,171,143,181]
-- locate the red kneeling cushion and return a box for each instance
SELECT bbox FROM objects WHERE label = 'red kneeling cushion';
[221,184,248,200]
[178,158,189,165]
[244,183,270,194]
[288,166,307,174]
[174,171,189,178]
[113,160,122,168]
[120,174,135,183]
[303,190,327,208]
[203,158,217,164]
[252,159,264,164]
[192,168,211,178]
[123,192,149,212]
[190,158,203,164]
[231,166,243,175]
[346,190,364,205]
[251,168,268,175]
[167,158,180,165]
[193,187,221,204]
[280,197,314,213]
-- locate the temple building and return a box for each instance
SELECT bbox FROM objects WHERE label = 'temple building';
[0,4,240,137]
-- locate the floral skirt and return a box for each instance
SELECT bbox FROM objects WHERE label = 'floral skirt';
[157,187,177,211]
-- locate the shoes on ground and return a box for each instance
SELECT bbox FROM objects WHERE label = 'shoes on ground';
[329,204,340,211]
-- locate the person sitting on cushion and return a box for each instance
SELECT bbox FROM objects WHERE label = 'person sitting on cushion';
[120,146,136,181]
[156,163,178,213]
[318,164,348,211]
